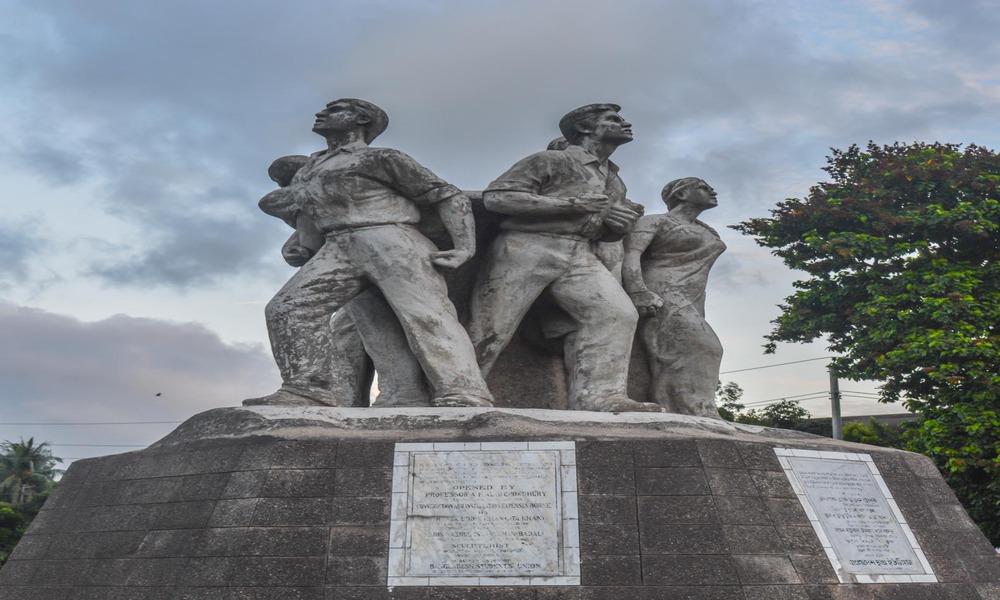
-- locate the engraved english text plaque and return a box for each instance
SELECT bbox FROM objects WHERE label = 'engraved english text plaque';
[776,448,936,584]
[388,441,580,587]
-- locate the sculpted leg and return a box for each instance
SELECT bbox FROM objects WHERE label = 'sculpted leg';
[468,231,562,376]
[328,306,375,407]
[346,289,430,407]
[346,226,493,407]
[249,243,366,406]
[549,258,662,413]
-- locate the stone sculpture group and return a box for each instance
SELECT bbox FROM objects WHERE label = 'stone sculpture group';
[247,99,726,416]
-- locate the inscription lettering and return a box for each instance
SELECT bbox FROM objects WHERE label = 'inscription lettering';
[787,457,923,575]
[404,450,563,577]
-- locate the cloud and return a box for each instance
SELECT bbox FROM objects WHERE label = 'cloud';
[0,0,385,289]
[3,0,997,269]
[0,221,43,287]
[87,213,280,288]
[903,0,1000,55]
[325,0,999,212]
[0,302,279,461]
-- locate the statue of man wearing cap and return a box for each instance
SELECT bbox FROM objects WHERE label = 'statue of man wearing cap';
[248,98,493,409]
[467,103,662,412]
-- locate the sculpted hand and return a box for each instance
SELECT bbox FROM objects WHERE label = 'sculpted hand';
[571,193,610,213]
[282,245,314,267]
[604,205,643,234]
[629,290,663,317]
[431,248,474,269]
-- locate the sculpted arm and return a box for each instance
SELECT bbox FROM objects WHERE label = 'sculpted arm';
[258,186,322,267]
[258,187,300,228]
[483,151,608,216]
[431,193,477,269]
[373,148,478,269]
[282,213,326,267]
[622,217,663,317]
[483,190,609,216]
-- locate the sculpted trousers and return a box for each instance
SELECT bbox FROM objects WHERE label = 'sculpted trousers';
[265,224,490,404]
[345,290,430,406]
[326,289,429,407]
[468,230,639,408]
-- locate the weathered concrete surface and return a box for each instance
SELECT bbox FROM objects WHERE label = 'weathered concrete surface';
[3,407,999,599]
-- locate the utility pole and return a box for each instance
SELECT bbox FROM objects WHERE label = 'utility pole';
[829,364,842,440]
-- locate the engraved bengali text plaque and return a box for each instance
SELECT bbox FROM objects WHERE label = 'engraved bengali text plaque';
[776,448,936,584]
[388,442,579,587]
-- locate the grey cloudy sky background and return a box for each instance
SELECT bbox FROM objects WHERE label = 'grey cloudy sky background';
[1,0,998,464]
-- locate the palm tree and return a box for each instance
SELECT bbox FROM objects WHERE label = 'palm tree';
[0,438,63,505]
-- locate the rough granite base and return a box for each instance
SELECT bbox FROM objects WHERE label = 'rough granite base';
[2,407,999,600]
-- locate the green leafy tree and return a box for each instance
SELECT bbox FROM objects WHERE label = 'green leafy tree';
[734,141,1000,542]
[0,502,25,566]
[716,381,746,421]
[716,383,815,430]
[842,418,910,448]
[739,399,812,429]
[0,438,63,505]
[0,491,51,568]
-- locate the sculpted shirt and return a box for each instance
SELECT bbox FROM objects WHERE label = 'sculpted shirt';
[643,215,727,314]
[484,144,636,242]
[289,141,463,233]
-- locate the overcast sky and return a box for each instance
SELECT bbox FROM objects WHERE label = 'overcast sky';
[1,0,998,466]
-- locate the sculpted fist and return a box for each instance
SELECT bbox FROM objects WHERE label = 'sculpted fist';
[431,248,474,269]
[604,205,643,235]
[629,290,664,317]
[282,245,315,267]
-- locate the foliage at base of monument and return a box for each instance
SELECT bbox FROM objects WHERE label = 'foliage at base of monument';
[717,383,819,430]
[841,418,910,449]
[734,142,1000,543]
[0,492,49,567]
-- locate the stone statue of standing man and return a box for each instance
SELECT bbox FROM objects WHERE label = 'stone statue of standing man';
[247,98,493,409]
[468,103,663,413]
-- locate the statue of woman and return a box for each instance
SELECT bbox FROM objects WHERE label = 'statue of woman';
[622,177,726,417]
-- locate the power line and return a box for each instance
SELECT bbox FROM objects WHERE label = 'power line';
[744,389,830,402]
[49,444,148,448]
[740,391,886,409]
[720,356,834,375]
[741,397,827,408]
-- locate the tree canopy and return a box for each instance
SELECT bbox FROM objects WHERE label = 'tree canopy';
[0,438,63,505]
[734,141,1000,542]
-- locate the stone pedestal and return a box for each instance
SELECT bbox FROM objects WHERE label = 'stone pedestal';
[3,407,999,599]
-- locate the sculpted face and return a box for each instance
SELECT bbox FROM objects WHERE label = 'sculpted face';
[312,101,365,136]
[589,110,633,145]
[684,180,718,209]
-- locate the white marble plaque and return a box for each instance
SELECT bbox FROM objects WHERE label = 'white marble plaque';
[775,448,936,584]
[388,441,579,587]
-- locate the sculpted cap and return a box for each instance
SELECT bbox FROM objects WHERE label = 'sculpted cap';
[558,103,622,144]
